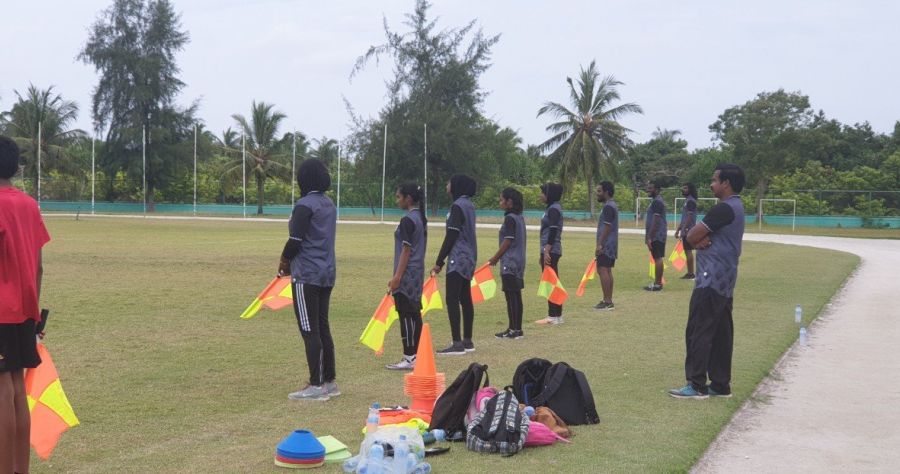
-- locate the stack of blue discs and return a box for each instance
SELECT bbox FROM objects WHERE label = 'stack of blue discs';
[274,430,326,469]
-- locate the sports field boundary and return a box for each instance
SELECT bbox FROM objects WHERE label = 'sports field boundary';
[44,212,894,470]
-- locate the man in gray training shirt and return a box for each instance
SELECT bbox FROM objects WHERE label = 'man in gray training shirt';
[669,164,746,400]
[644,181,667,291]
[594,181,618,311]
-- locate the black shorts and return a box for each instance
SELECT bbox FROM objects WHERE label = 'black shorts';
[596,254,615,268]
[682,236,693,251]
[392,292,422,315]
[0,319,41,372]
[501,274,524,292]
[650,241,666,259]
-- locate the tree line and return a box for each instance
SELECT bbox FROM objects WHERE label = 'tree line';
[1,0,898,218]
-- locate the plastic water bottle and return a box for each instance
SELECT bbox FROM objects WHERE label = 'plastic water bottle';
[366,403,381,434]
[799,326,808,345]
[342,456,359,473]
[422,429,445,445]
[393,435,410,474]
[406,453,418,473]
[411,462,432,474]
[364,443,385,474]
[795,305,802,324]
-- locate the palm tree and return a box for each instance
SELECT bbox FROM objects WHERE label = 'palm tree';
[0,84,85,196]
[229,102,288,214]
[309,136,339,169]
[537,61,642,215]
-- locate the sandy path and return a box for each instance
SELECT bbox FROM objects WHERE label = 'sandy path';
[693,234,900,473]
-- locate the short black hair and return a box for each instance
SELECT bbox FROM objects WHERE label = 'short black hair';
[599,181,614,197]
[449,174,477,200]
[540,182,563,204]
[297,159,331,196]
[715,163,745,193]
[683,182,698,199]
[501,187,524,214]
[0,136,21,180]
[648,180,663,191]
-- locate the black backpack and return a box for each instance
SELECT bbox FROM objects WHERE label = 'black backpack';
[511,358,552,405]
[466,387,529,456]
[430,362,489,436]
[531,362,600,426]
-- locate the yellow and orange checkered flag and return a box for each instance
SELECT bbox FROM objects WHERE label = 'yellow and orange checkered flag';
[240,276,292,319]
[26,342,79,460]
[668,240,687,272]
[576,259,597,297]
[470,263,497,304]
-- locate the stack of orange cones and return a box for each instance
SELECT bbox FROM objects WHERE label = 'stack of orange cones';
[403,323,445,415]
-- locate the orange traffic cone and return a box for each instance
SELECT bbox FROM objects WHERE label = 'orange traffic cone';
[412,323,436,377]
[404,323,444,415]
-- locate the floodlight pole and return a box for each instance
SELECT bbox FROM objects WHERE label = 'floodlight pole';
[337,144,342,220]
[291,129,296,204]
[142,125,147,215]
[37,121,41,208]
[423,123,428,215]
[242,133,246,218]
[91,136,95,215]
[381,124,387,223]
[193,124,198,216]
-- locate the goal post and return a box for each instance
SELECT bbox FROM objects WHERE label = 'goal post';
[635,197,653,228]
[759,198,797,231]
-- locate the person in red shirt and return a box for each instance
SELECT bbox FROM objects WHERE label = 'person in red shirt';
[0,136,50,474]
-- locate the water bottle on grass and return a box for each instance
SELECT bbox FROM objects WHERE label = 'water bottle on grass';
[795,305,802,324]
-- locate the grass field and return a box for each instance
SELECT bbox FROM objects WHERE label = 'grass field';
[33,216,858,473]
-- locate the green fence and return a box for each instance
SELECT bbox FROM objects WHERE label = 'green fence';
[38,201,900,229]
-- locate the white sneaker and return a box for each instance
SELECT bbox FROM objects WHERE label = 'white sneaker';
[324,381,340,397]
[535,316,563,325]
[288,384,330,401]
[386,357,416,371]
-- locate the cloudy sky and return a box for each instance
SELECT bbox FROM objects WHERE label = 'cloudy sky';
[3,0,898,150]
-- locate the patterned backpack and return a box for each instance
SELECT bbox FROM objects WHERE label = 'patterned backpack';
[466,387,530,456]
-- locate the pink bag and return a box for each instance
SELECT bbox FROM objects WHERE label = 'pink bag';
[525,421,571,447]
[465,387,499,427]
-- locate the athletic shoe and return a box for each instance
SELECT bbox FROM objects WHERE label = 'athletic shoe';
[496,330,523,340]
[707,387,732,398]
[288,384,330,401]
[644,284,663,292]
[680,273,695,280]
[324,381,341,397]
[385,357,416,371]
[535,316,563,325]
[594,301,615,311]
[667,384,708,400]
[463,339,475,353]
[437,342,466,355]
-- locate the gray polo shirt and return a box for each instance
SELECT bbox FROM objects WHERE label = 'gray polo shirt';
[680,196,697,233]
[597,199,618,259]
[695,195,745,298]
[393,208,426,305]
[499,212,526,280]
[289,192,337,287]
[645,195,667,243]
[540,202,563,256]
[447,196,477,279]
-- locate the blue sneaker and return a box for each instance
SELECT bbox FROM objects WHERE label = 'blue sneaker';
[668,384,708,399]
[707,387,732,398]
